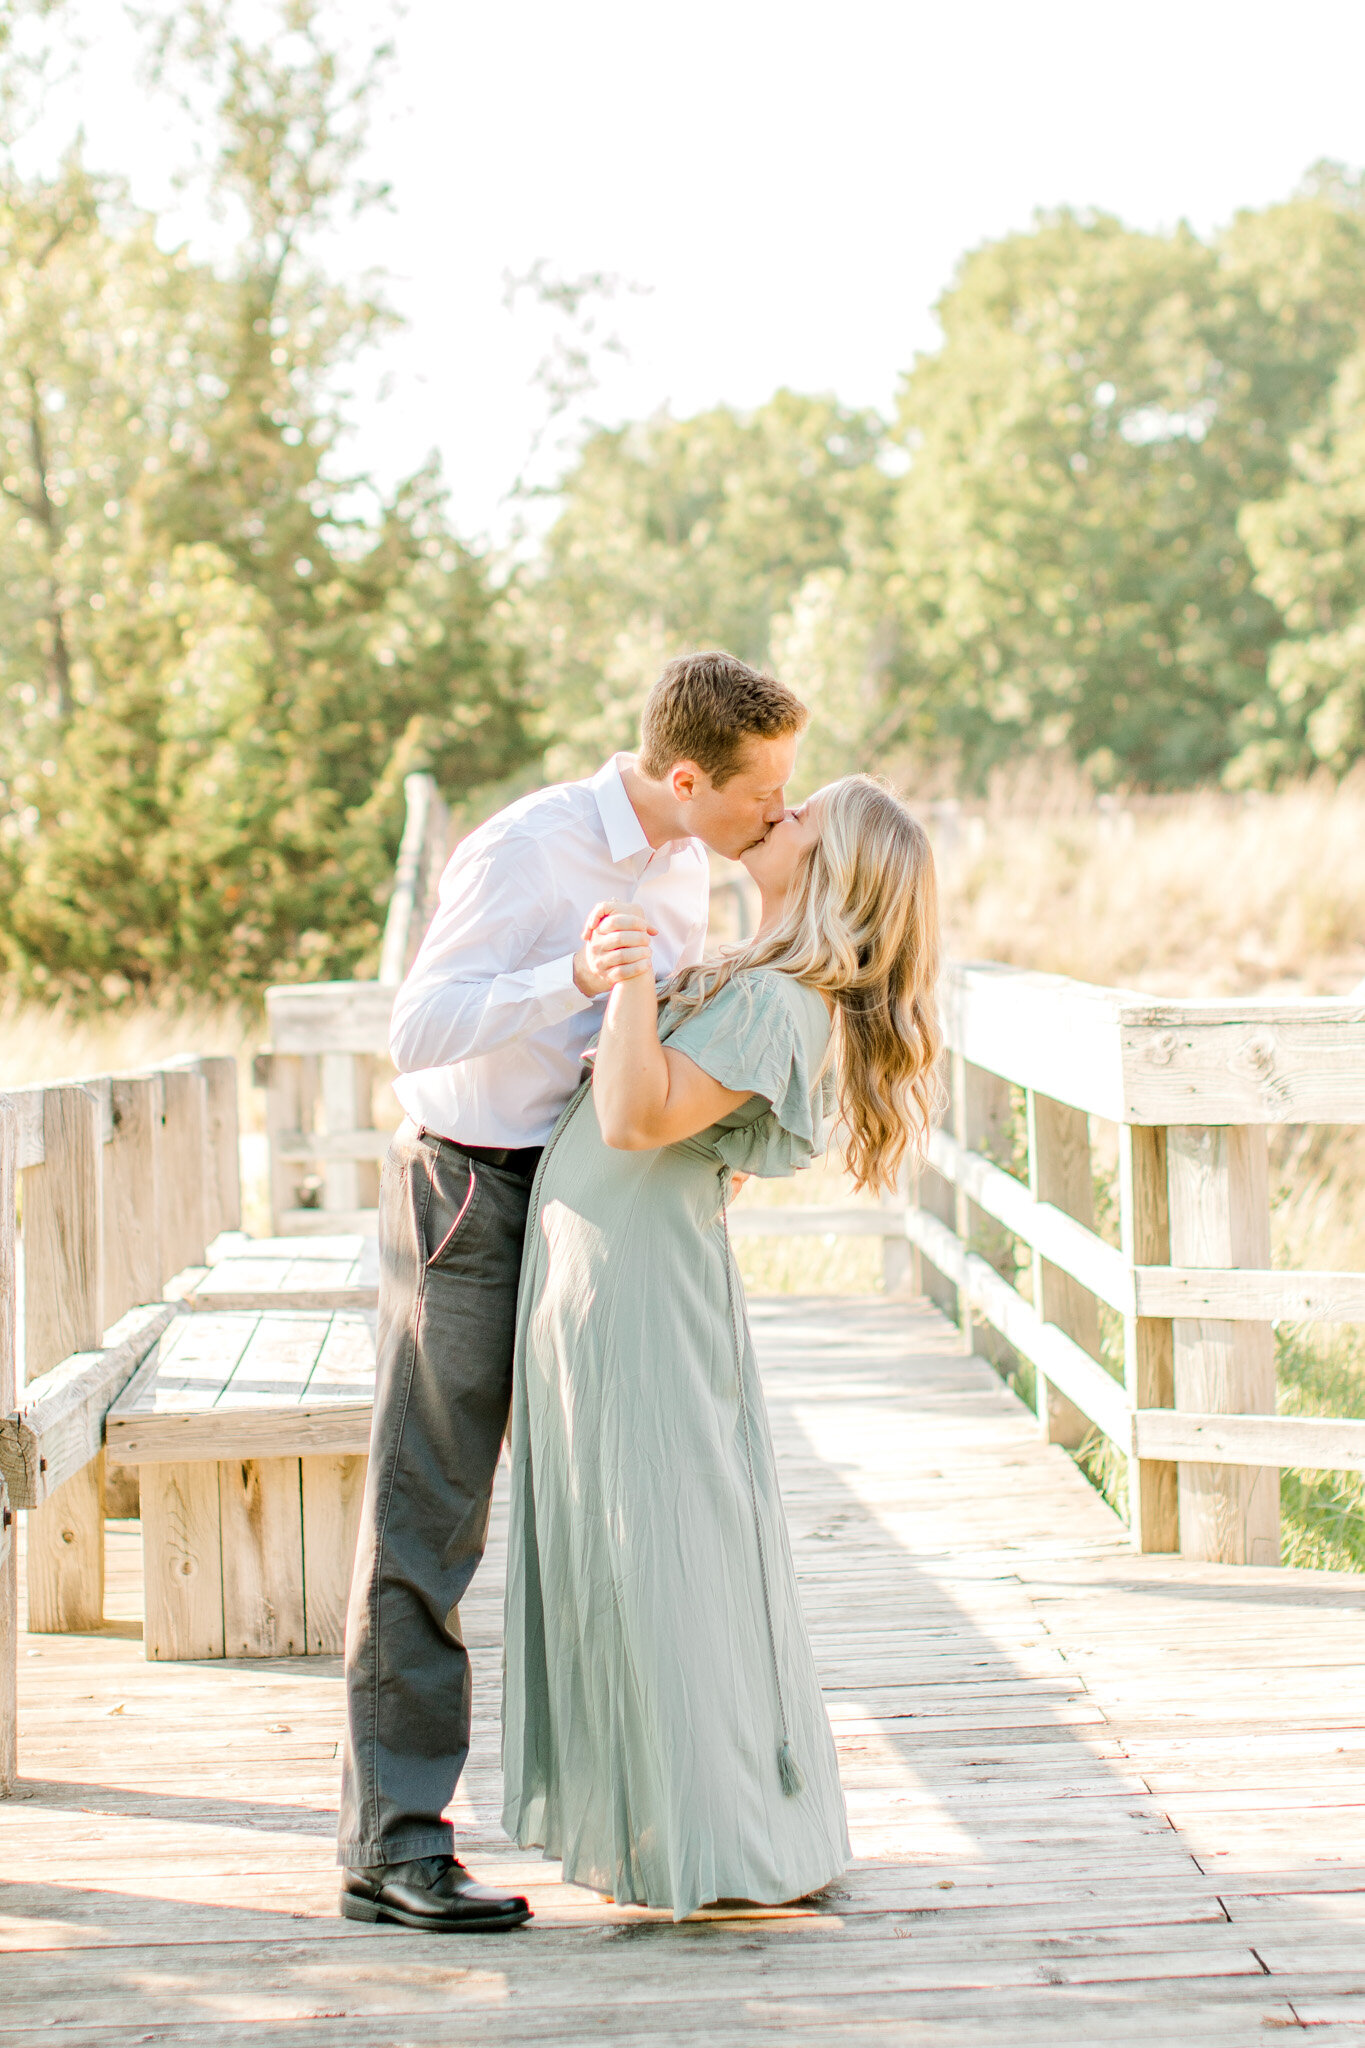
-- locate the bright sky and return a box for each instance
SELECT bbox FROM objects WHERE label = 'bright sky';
[28,0,1365,541]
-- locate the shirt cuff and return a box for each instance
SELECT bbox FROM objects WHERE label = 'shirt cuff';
[531,950,596,1016]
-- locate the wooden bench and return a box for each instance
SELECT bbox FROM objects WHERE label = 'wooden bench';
[176,1232,378,1312]
[107,1304,375,1661]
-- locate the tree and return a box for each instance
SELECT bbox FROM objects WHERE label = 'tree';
[1240,347,1365,775]
[513,389,895,778]
[887,177,1365,788]
[0,2,534,1001]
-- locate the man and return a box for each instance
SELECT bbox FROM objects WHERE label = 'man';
[338,649,809,1931]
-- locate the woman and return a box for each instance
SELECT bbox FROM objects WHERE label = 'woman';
[502,775,941,1920]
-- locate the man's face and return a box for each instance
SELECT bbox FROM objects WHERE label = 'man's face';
[672,733,798,860]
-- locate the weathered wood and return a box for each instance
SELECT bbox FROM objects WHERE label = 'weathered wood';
[25,1450,104,1633]
[953,1058,1016,1375]
[928,1129,1132,1312]
[276,1205,379,1236]
[273,1127,391,1162]
[0,1303,177,1508]
[940,964,1130,1120]
[320,1051,378,1213]
[264,1052,303,1236]
[1026,1092,1099,1449]
[167,1055,240,1242]
[140,1461,224,1661]
[158,1066,210,1280]
[1119,1124,1178,1555]
[22,1085,106,1632]
[300,1452,366,1653]
[108,1401,373,1464]
[22,1084,104,1381]
[264,981,395,1056]
[1167,1126,1280,1567]
[0,1085,44,1170]
[902,1208,1133,1448]
[1134,1410,1365,1471]
[1134,1265,1365,1321]
[0,1473,13,1796]
[219,1455,306,1656]
[379,769,447,986]
[101,1074,163,1329]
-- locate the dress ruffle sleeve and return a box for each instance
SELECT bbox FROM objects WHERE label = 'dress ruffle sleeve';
[662,969,832,1176]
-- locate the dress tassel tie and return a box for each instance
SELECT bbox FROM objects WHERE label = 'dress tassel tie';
[777,1741,804,1798]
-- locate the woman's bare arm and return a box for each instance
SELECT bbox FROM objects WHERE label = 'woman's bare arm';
[590,912,751,1150]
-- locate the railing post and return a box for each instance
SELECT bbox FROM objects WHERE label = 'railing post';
[24,1085,106,1633]
[103,1074,164,1327]
[1025,1091,1098,1448]
[321,1052,377,1215]
[1167,1126,1280,1565]
[1118,1125,1178,1551]
[171,1054,241,1243]
[0,1100,17,1793]
[159,1066,209,1279]
[954,1055,1016,1370]
[916,1062,959,1325]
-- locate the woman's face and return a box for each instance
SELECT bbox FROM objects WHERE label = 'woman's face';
[739,789,827,901]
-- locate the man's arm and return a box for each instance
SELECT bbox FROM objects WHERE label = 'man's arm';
[389,835,599,1074]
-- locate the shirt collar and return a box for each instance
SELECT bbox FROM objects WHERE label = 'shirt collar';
[589,753,653,865]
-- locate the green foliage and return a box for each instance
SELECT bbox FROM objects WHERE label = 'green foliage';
[889,182,1365,788]
[513,390,896,779]
[0,4,533,1001]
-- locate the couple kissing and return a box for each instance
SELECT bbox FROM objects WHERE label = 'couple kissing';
[336,649,941,1928]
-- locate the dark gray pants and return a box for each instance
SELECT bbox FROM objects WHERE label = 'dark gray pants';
[337,1121,537,1867]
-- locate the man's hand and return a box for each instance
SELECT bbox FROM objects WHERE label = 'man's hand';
[573,900,657,998]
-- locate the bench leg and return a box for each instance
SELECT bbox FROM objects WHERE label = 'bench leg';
[27,1453,104,1634]
[221,1458,305,1657]
[142,1462,225,1661]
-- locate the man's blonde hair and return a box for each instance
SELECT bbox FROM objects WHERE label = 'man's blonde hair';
[639,651,808,787]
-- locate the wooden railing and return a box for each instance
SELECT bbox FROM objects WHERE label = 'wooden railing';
[740,964,1365,1566]
[0,1056,240,1789]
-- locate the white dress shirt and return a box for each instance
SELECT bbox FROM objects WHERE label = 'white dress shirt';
[389,755,710,1146]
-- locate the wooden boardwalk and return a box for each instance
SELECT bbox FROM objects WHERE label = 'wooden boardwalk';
[5,1294,1365,2046]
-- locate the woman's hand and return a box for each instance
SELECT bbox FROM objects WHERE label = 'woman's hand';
[573,900,657,996]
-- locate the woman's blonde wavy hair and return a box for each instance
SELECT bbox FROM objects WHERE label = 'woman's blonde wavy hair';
[667,775,943,1192]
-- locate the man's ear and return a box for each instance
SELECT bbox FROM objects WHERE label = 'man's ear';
[670,761,701,805]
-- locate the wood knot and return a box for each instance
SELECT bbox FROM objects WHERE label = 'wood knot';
[1148,1032,1179,1067]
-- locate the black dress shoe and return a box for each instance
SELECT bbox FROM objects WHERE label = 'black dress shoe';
[341,1854,531,1932]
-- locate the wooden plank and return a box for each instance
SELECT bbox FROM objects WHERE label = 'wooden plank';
[1135,1265,1365,1322]
[264,1052,303,1236]
[273,1128,392,1162]
[107,1401,373,1464]
[379,769,440,986]
[1167,1126,1279,1567]
[300,1452,366,1653]
[181,1284,378,1314]
[158,1065,210,1281]
[264,980,395,1056]
[1120,1124,1178,1554]
[100,1075,163,1329]
[22,1084,104,1381]
[25,1450,105,1634]
[901,1209,1133,1448]
[216,1311,328,1407]
[1120,1011,1365,1125]
[0,1302,177,1507]
[954,1058,1017,1373]
[931,1128,1132,1313]
[940,963,1130,1120]
[0,1087,44,1170]
[22,1084,106,1635]
[320,1050,378,1213]
[726,1205,901,1238]
[1135,1410,1365,1471]
[1027,1092,1098,1450]
[141,1461,225,1661]
[162,1055,241,1244]
[218,1455,305,1656]
[276,1206,379,1236]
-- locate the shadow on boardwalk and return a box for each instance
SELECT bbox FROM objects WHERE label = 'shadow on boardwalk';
[3,1295,1365,2045]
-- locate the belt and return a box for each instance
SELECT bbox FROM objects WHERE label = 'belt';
[416,1127,543,1179]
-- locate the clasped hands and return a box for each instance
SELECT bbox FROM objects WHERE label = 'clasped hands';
[572,900,656,998]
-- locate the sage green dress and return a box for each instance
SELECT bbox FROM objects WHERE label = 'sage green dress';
[502,968,851,1921]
